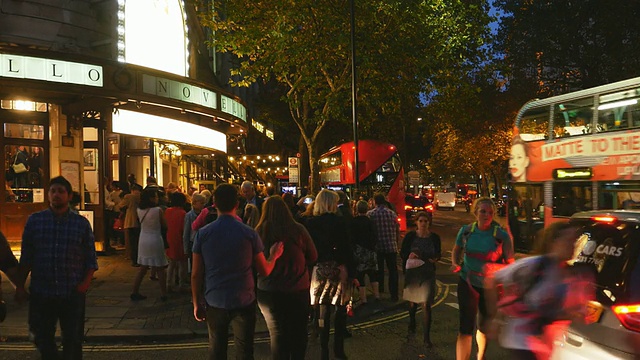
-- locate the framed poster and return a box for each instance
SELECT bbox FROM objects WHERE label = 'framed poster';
[83,149,97,170]
[60,161,80,192]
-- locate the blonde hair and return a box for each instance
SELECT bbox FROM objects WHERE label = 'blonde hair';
[472,196,496,216]
[313,189,339,216]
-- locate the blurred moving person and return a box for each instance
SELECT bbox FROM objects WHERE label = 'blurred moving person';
[485,222,595,360]
[352,200,380,305]
[367,193,401,301]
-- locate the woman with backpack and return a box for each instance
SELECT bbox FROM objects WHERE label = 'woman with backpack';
[401,211,441,348]
[450,197,514,360]
[485,222,594,360]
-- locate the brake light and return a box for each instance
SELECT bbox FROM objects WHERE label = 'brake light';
[613,304,640,332]
[425,204,434,211]
[404,205,413,210]
[414,195,420,199]
[592,216,617,224]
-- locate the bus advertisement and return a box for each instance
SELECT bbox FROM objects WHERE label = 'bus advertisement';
[318,140,406,230]
[508,77,640,252]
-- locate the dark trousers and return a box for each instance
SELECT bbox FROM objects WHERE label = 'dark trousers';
[257,289,310,360]
[127,227,140,265]
[318,304,347,360]
[377,252,399,298]
[205,302,256,360]
[29,292,86,360]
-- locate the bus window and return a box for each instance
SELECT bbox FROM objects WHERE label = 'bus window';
[599,183,640,210]
[553,182,592,217]
[553,97,593,138]
[598,89,640,132]
[518,106,549,141]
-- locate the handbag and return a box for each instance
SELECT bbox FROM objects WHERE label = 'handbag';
[11,155,27,174]
[113,215,124,231]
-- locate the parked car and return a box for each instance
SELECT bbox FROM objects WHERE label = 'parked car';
[551,210,640,359]
[434,192,456,211]
[404,195,434,226]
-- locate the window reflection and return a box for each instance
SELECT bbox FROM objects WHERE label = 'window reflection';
[5,145,45,203]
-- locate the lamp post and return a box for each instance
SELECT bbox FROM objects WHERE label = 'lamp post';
[350,0,359,194]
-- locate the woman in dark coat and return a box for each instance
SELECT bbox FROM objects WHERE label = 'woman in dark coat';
[304,189,357,360]
[401,211,441,348]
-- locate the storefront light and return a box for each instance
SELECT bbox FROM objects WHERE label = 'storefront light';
[112,109,226,153]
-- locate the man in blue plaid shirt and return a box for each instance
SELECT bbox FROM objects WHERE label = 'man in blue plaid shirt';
[18,176,98,359]
[367,193,401,301]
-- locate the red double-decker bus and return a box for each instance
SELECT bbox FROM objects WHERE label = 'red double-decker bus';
[318,140,406,230]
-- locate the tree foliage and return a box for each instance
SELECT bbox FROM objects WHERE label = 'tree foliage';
[198,0,492,192]
[495,0,640,95]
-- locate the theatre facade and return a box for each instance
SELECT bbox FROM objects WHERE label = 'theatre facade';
[0,1,248,248]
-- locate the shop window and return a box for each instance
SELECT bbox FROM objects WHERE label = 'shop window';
[553,182,592,217]
[0,100,47,112]
[83,148,100,205]
[4,123,45,140]
[5,145,45,203]
[553,97,594,138]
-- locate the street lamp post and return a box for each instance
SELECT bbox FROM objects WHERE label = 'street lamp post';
[350,0,359,194]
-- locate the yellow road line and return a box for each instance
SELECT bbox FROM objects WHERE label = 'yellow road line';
[0,283,459,352]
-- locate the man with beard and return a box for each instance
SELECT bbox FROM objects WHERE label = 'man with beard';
[18,176,98,359]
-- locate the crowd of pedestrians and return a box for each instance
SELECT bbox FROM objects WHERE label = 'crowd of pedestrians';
[0,176,600,360]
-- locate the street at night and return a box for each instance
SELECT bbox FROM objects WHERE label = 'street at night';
[0,205,512,360]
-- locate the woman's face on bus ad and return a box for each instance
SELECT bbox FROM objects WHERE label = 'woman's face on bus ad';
[509,143,529,182]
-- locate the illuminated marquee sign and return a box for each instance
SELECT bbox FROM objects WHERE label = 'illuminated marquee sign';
[112,109,226,153]
[553,167,593,180]
[142,74,216,110]
[0,53,103,87]
[265,129,274,140]
[221,95,247,122]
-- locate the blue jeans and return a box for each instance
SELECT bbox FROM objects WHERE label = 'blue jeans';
[257,289,310,360]
[29,292,86,360]
[205,302,256,360]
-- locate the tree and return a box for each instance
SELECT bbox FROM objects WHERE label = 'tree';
[495,0,640,95]
[198,0,493,192]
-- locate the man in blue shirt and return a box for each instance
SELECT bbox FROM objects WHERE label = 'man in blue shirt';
[18,176,98,360]
[191,183,283,360]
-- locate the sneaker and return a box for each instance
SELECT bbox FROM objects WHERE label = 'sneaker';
[130,293,147,301]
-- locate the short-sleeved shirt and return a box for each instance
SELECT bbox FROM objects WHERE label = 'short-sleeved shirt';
[192,214,264,309]
[20,208,98,298]
[455,222,513,288]
[367,205,399,253]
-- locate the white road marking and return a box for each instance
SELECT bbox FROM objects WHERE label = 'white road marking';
[446,303,459,309]
[450,291,457,297]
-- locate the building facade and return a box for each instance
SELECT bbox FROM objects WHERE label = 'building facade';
[0,0,248,247]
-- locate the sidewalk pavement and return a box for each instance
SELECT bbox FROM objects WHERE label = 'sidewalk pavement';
[0,250,407,343]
